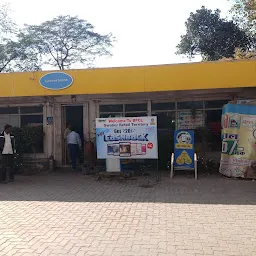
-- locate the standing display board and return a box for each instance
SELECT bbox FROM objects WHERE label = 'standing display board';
[96,117,158,159]
[174,130,195,170]
[220,103,256,179]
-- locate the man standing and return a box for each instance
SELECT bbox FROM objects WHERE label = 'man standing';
[67,126,82,171]
[0,124,16,183]
[64,123,72,164]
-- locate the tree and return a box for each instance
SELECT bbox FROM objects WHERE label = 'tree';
[0,4,38,72]
[0,4,16,36]
[231,0,256,23]
[176,6,251,61]
[229,1,256,60]
[230,0,256,35]
[0,40,19,72]
[0,36,41,73]
[233,47,256,59]
[245,0,256,19]
[11,36,41,72]
[19,15,114,70]
[220,47,256,60]
[0,4,17,72]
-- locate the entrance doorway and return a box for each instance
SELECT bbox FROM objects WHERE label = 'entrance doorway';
[62,105,84,165]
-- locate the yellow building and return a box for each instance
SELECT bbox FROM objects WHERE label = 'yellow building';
[0,60,255,167]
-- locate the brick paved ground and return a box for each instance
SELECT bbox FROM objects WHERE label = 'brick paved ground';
[0,172,256,256]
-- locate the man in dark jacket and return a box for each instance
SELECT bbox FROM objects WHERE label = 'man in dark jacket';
[0,124,16,183]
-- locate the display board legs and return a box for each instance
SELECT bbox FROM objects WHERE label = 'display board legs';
[170,153,197,180]
[194,153,198,180]
[170,153,174,179]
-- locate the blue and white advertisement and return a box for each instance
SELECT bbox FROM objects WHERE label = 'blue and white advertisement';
[96,117,158,159]
[174,130,195,169]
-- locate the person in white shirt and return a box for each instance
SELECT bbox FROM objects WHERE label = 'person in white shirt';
[67,126,82,170]
[0,124,16,183]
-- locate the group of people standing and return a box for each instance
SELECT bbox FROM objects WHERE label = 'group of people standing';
[64,123,82,170]
[0,124,16,183]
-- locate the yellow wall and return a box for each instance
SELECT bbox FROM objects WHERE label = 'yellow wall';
[0,60,256,97]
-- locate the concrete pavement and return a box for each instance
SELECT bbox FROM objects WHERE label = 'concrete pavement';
[0,172,256,255]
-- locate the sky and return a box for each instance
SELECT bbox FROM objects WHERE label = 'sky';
[6,0,232,68]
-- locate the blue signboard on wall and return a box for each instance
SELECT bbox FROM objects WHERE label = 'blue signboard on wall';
[40,72,73,90]
[46,116,53,125]
[174,130,195,169]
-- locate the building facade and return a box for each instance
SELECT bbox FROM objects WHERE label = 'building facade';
[0,60,256,167]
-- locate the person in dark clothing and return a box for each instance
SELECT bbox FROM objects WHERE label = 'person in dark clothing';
[0,124,16,183]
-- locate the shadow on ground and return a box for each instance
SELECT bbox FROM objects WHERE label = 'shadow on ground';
[0,171,255,205]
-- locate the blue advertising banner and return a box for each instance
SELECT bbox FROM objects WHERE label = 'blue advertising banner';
[174,130,195,169]
[96,117,158,159]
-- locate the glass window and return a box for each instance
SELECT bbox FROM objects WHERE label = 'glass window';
[9,116,20,127]
[20,106,43,114]
[0,107,19,114]
[205,100,228,109]
[205,109,222,124]
[0,116,9,128]
[205,110,222,151]
[0,115,19,129]
[125,103,147,112]
[0,106,44,153]
[125,112,147,117]
[154,113,176,169]
[153,112,175,130]
[177,101,203,109]
[21,115,43,127]
[206,109,222,123]
[152,102,175,111]
[99,104,123,113]
[177,110,204,129]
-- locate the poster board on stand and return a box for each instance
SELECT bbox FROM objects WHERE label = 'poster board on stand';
[171,130,197,179]
[96,117,158,172]
[174,130,195,169]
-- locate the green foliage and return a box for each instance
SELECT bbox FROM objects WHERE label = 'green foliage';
[0,4,16,36]
[0,11,114,72]
[231,0,256,26]
[221,47,256,60]
[11,37,41,72]
[229,1,256,60]
[0,4,38,73]
[0,4,18,72]
[177,6,251,61]
[19,15,114,70]
[12,126,44,154]
[0,40,17,72]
